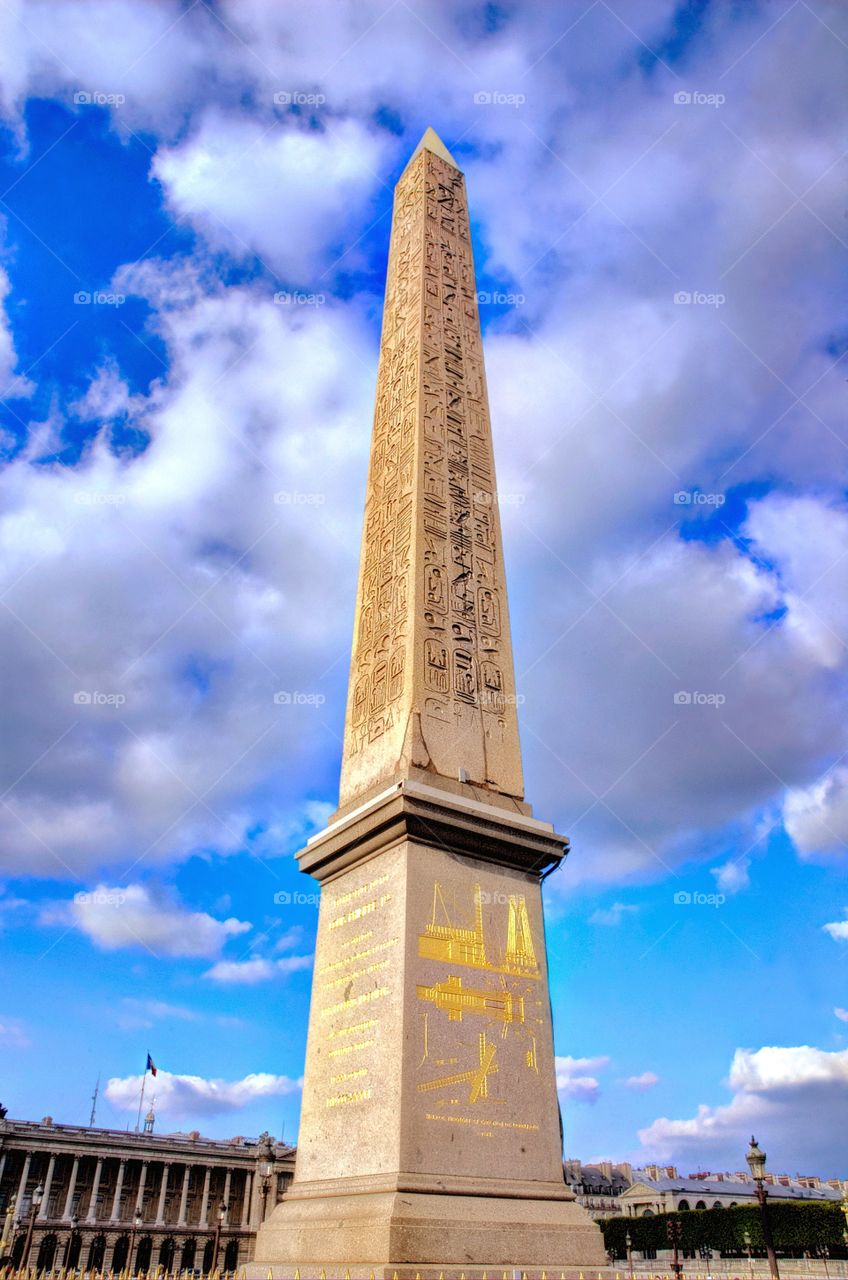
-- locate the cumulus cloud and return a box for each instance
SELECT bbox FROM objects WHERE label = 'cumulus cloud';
[784,767,848,860]
[639,1045,848,1170]
[203,953,313,984]
[105,1068,301,1118]
[41,883,251,957]
[711,857,751,896]
[822,913,848,943]
[555,1055,610,1105]
[624,1071,659,1091]
[588,902,638,926]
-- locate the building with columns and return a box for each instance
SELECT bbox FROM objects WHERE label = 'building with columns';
[0,1114,294,1272]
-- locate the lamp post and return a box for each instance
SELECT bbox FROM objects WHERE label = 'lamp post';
[210,1201,227,1275]
[255,1133,276,1225]
[746,1137,780,1280]
[22,1183,43,1270]
[63,1213,80,1269]
[128,1206,142,1275]
[667,1216,684,1280]
[743,1230,754,1280]
[625,1230,635,1280]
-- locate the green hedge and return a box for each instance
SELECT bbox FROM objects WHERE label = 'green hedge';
[600,1202,848,1259]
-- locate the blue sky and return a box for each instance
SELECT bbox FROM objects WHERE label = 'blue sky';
[0,0,847,1175]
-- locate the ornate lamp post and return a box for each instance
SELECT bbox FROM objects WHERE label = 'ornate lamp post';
[667,1216,684,1280]
[128,1206,142,1275]
[210,1201,228,1274]
[625,1230,635,1280]
[256,1133,276,1224]
[746,1137,780,1280]
[63,1213,80,1268]
[22,1183,43,1270]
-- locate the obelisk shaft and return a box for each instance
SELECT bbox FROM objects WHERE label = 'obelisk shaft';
[339,137,524,811]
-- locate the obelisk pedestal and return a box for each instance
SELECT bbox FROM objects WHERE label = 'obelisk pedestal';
[252,128,606,1275]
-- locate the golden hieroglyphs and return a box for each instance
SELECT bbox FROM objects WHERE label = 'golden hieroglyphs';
[339,142,524,806]
[419,881,540,979]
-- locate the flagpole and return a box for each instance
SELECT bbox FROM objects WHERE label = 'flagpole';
[135,1064,148,1132]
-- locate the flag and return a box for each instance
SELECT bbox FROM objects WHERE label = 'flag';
[146,1053,157,1077]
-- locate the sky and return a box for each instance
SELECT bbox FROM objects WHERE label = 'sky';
[0,0,847,1177]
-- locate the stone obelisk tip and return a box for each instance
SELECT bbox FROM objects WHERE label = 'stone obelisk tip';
[408,126,461,171]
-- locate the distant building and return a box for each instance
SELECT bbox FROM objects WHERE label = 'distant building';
[618,1172,842,1217]
[564,1160,634,1219]
[0,1115,294,1271]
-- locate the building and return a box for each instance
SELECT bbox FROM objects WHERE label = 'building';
[564,1160,634,1219]
[617,1172,842,1217]
[0,1114,294,1272]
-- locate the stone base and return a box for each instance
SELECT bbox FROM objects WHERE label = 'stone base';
[252,1186,607,1274]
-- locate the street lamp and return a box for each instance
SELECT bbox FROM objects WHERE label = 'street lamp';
[63,1213,80,1269]
[666,1216,684,1280]
[746,1137,780,1280]
[128,1206,142,1275]
[210,1201,228,1275]
[256,1133,276,1224]
[625,1230,635,1280]
[22,1183,43,1270]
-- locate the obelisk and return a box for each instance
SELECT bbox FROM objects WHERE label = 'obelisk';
[254,128,606,1275]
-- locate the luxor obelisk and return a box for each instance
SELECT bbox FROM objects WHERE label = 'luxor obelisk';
[254,128,606,1274]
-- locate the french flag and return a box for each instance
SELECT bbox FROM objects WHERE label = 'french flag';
[146,1053,157,1077]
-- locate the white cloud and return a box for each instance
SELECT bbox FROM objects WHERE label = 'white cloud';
[41,883,251,958]
[835,1008,848,1023]
[639,1045,848,1170]
[0,1016,30,1048]
[203,953,312,984]
[588,902,638,926]
[117,997,201,1029]
[623,1071,659,1091]
[555,1055,610,1105]
[105,1068,301,1118]
[711,857,751,895]
[822,913,848,943]
[785,767,848,860]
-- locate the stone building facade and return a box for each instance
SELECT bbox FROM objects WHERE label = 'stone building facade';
[0,1116,294,1271]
